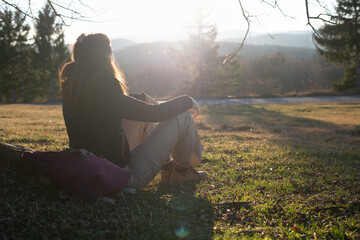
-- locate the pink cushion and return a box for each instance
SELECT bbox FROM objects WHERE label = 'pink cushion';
[23,150,131,201]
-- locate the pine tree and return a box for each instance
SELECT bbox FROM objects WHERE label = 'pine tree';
[215,58,242,97]
[33,3,70,102]
[0,9,15,103]
[171,4,219,98]
[13,10,34,102]
[314,0,360,92]
[0,9,31,103]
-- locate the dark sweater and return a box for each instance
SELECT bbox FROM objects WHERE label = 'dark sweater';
[62,80,193,167]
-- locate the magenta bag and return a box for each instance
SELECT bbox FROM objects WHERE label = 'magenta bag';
[22,149,132,201]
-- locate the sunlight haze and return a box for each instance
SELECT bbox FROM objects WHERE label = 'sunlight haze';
[58,0,332,43]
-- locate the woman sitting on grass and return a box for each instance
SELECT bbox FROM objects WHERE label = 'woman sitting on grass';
[59,33,207,189]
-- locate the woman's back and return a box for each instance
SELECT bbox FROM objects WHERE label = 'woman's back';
[62,76,130,166]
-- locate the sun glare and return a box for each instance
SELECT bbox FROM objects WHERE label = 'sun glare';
[64,0,320,43]
[65,0,202,43]
[65,0,242,43]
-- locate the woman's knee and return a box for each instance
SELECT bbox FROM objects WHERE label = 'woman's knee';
[176,111,193,125]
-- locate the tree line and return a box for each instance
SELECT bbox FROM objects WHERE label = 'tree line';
[0,4,69,103]
[115,43,343,98]
[0,0,357,103]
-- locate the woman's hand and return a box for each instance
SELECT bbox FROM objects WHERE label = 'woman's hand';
[189,97,199,119]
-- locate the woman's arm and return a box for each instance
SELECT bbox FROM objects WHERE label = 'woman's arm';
[113,93,194,122]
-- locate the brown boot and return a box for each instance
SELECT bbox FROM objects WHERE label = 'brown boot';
[160,160,174,183]
[167,166,208,185]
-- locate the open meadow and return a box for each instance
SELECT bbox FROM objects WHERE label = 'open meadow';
[1,102,359,239]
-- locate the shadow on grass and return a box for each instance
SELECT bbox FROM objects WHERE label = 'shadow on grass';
[0,165,215,239]
[202,104,341,130]
[202,104,359,147]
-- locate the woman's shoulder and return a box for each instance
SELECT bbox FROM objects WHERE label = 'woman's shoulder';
[95,76,127,103]
[95,75,121,93]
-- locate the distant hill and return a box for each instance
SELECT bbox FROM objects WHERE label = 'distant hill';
[111,31,316,56]
[225,32,315,49]
[112,30,316,49]
[114,41,178,73]
[114,41,318,68]
[218,42,317,59]
[111,39,136,51]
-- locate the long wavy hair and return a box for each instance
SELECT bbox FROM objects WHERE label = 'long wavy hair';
[59,33,127,109]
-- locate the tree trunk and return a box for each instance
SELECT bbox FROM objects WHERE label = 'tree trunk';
[6,93,11,103]
[356,54,360,93]
[12,81,17,103]
[22,78,26,102]
[49,74,54,102]
[0,72,2,104]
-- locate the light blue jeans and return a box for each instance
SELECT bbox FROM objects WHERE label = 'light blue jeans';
[122,111,202,189]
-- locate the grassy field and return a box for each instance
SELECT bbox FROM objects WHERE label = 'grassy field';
[0,102,359,239]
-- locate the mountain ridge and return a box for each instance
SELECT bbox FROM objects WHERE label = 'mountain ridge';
[225,32,315,49]
[112,39,317,60]
[110,31,316,50]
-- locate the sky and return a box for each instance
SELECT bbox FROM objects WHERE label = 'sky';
[31,0,336,44]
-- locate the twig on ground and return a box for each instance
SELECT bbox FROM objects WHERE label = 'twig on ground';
[213,201,252,208]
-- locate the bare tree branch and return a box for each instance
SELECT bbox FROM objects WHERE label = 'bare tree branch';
[1,0,100,25]
[224,0,301,64]
[223,0,250,64]
[305,0,338,38]
[47,0,66,25]
[305,0,321,36]
[78,0,96,14]
[49,1,84,18]
[260,0,295,19]
[223,0,339,64]
[27,0,34,18]
[253,15,274,39]
[313,0,333,13]
[1,0,38,21]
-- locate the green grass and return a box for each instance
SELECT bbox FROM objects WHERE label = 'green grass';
[1,102,360,239]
